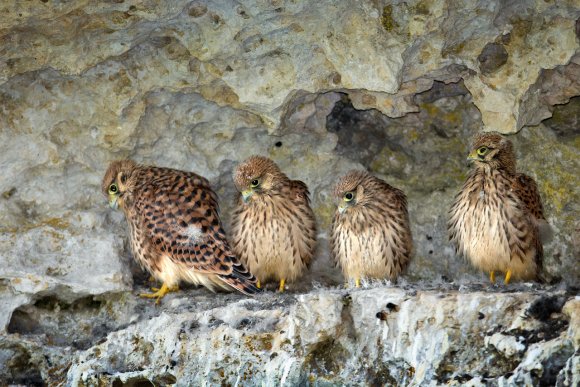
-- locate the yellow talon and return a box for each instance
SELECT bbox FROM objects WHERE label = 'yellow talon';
[504,270,512,285]
[256,280,261,289]
[278,279,286,292]
[489,271,495,284]
[140,283,179,304]
[355,278,361,288]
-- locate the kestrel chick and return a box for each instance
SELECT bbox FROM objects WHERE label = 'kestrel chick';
[102,160,260,302]
[231,156,317,292]
[330,170,413,286]
[448,132,549,284]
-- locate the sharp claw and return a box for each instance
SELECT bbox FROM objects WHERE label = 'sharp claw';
[139,283,179,303]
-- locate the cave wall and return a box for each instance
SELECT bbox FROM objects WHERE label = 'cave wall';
[0,0,579,385]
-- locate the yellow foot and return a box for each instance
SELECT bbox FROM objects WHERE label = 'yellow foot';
[140,283,179,304]
[504,270,512,285]
[355,278,361,288]
[278,279,286,293]
[489,271,496,284]
[257,280,261,289]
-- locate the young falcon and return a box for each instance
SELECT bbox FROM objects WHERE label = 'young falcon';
[102,160,260,303]
[448,132,549,284]
[231,156,317,292]
[330,170,413,287]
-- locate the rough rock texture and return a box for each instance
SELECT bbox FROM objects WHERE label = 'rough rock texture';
[0,0,579,385]
[6,285,578,386]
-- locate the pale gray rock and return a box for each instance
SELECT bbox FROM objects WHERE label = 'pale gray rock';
[62,287,577,386]
[486,333,527,358]
[0,0,578,385]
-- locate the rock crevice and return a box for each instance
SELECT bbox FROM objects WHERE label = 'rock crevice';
[0,0,578,384]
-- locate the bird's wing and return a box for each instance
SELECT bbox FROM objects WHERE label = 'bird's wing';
[375,178,408,209]
[512,173,550,271]
[134,172,259,294]
[381,183,413,260]
[329,215,341,268]
[512,173,546,221]
[288,179,311,204]
[285,179,317,268]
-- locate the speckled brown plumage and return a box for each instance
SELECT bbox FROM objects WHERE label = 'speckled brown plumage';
[330,170,413,285]
[448,132,548,283]
[101,160,260,301]
[231,156,317,291]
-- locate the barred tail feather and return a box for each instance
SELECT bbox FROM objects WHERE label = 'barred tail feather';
[219,260,262,295]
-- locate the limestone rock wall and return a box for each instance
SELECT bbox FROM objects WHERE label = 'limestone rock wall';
[0,0,579,385]
[63,288,577,386]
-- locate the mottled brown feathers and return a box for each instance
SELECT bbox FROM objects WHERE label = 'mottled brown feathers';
[231,156,317,287]
[331,170,413,282]
[448,132,547,282]
[513,173,546,221]
[102,159,260,297]
[470,131,516,174]
[101,159,137,195]
[233,155,287,191]
[333,170,366,198]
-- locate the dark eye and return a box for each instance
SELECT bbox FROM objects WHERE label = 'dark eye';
[344,192,354,202]
[250,179,259,188]
[477,146,488,156]
[108,184,118,194]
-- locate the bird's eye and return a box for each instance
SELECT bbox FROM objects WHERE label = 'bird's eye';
[477,146,488,156]
[108,183,118,194]
[344,192,354,202]
[250,179,260,188]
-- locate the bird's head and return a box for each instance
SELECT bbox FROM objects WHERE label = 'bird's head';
[233,156,286,203]
[333,170,370,214]
[467,132,516,173]
[102,159,139,210]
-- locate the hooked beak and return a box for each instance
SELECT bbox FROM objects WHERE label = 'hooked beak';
[467,150,479,162]
[108,194,119,210]
[241,190,253,203]
[338,203,348,214]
